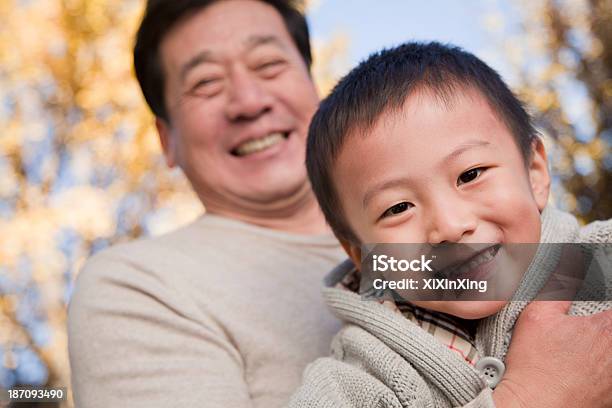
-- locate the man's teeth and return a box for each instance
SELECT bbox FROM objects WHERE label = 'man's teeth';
[234,133,285,156]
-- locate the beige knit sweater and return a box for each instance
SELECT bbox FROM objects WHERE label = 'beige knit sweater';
[289,208,612,407]
[68,213,346,408]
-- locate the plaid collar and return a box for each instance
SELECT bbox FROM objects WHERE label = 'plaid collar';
[334,261,480,365]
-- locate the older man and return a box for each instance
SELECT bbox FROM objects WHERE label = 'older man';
[69,1,345,407]
[68,1,612,407]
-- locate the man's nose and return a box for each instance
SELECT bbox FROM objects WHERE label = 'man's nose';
[225,69,273,122]
[426,197,477,244]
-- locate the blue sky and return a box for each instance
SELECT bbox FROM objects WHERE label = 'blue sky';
[307,1,601,146]
[307,0,521,82]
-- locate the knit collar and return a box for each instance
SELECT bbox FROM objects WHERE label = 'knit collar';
[475,206,580,359]
[321,288,487,406]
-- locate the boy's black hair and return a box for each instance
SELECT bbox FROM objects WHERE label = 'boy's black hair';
[306,41,538,244]
[134,0,312,122]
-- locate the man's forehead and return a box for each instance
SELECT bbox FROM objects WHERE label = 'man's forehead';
[161,0,292,65]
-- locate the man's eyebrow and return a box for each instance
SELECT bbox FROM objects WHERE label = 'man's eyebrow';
[442,140,491,162]
[180,50,216,83]
[179,36,284,82]
[362,177,413,209]
[244,34,286,51]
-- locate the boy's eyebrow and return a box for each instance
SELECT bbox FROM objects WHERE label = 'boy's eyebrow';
[362,177,413,209]
[442,140,491,162]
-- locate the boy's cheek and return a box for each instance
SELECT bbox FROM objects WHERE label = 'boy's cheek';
[475,179,542,243]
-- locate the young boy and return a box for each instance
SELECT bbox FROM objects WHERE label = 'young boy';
[289,42,612,407]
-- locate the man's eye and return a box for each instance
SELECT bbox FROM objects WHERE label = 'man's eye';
[381,202,412,218]
[190,78,222,96]
[457,167,485,185]
[257,60,286,77]
[194,78,216,87]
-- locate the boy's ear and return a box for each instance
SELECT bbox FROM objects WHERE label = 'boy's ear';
[528,138,551,211]
[156,117,178,168]
[340,238,362,270]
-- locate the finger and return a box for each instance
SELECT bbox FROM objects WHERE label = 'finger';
[588,307,612,326]
[522,300,572,318]
[534,245,584,301]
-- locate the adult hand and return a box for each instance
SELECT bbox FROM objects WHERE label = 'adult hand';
[493,301,612,408]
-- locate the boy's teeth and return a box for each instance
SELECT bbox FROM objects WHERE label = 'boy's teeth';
[449,245,499,278]
[235,133,285,156]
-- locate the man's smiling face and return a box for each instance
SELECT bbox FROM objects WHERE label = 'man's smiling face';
[335,88,551,318]
[157,0,319,212]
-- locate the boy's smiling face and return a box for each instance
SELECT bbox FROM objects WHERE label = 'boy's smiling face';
[334,88,551,318]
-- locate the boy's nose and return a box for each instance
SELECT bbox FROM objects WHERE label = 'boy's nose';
[426,198,477,244]
[225,69,274,122]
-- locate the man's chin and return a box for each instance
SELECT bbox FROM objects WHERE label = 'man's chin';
[240,177,310,206]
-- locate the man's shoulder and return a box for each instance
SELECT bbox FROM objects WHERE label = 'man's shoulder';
[81,213,256,273]
[82,217,208,269]
[72,216,237,298]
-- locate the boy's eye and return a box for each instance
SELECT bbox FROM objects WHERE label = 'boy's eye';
[457,167,485,186]
[381,202,412,219]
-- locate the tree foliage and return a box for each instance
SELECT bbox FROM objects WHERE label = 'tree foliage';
[504,0,611,221]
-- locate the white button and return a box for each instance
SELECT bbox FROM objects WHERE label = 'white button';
[475,356,505,388]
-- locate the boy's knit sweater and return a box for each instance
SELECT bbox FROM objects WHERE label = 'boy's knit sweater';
[289,208,612,407]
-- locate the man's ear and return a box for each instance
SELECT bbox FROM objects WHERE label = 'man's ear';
[156,117,178,168]
[340,238,362,270]
[528,138,551,211]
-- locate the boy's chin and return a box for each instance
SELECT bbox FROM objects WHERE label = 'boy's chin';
[414,300,508,320]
